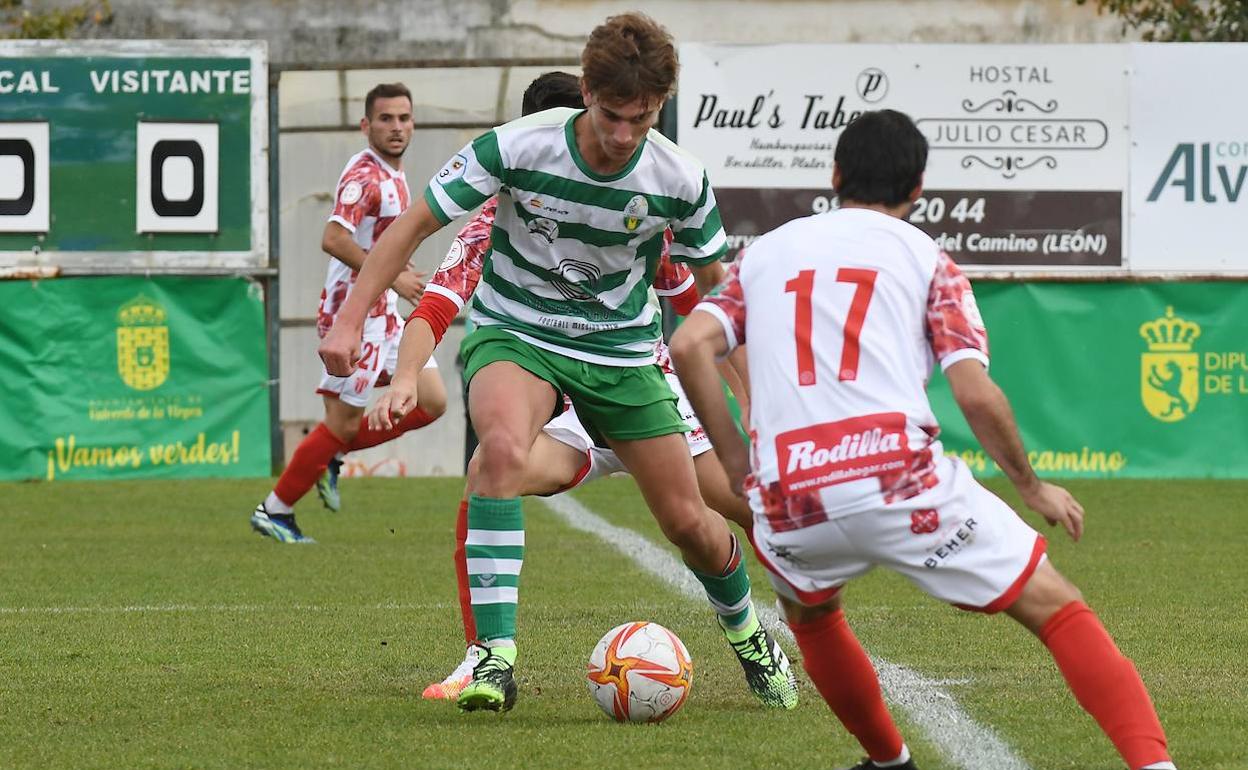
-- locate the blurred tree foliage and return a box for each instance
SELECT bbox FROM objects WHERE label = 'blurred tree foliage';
[2,0,112,39]
[1076,0,1248,41]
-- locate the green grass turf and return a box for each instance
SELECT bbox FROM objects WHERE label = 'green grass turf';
[0,478,1244,769]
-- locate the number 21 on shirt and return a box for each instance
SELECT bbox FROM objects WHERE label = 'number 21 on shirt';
[783,268,877,386]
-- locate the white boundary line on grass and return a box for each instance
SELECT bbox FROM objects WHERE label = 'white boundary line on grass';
[540,492,1031,770]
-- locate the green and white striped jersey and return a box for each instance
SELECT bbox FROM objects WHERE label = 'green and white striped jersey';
[424,107,727,366]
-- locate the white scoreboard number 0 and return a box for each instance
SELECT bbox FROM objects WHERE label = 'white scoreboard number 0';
[0,120,219,235]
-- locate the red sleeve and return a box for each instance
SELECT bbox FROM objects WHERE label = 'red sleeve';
[428,198,495,306]
[694,260,746,349]
[654,229,698,315]
[667,283,700,316]
[329,162,381,232]
[408,293,460,344]
[925,251,989,369]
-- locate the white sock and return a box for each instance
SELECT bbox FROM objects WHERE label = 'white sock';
[264,492,293,514]
[485,638,515,649]
[1140,763,1176,770]
[873,745,911,767]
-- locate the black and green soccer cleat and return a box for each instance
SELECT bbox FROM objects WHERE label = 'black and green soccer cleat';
[724,617,799,709]
[456,644,518,713]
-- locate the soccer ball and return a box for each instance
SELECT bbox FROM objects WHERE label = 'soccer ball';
[586,621,693,723]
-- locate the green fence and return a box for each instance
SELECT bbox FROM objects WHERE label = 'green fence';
[929,281,1248,478]
[0,276,271,481]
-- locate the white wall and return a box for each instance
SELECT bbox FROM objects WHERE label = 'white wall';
[87,0,1129,65]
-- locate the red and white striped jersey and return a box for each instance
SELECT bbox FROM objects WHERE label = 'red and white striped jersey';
[696,208,989,531]
[414,196,693,374]
[317,149,411,339]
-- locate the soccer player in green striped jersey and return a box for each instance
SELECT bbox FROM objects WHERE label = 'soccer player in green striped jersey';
[320,12,797,714]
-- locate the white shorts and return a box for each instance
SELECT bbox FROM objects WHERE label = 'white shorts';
[751,456,1046,614]
[317,322,437,409]
[540,372,714,490]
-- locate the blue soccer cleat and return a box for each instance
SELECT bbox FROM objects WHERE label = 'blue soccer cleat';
[250,504,316,544]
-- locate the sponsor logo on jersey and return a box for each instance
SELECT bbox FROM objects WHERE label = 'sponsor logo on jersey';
[552,259,602,302]
[116,295,170,391]
[776,412,910,494]
[436,153,468,182]
[909,508,940,534]
[339,180,363,205]
[529,196,570,216]
[1139,306,1200,422]
[923,518,978,569]
[528,217,559,244]
[623,195,648,231]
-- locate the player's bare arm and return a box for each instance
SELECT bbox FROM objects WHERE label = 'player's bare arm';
[944,359,1085,540]
[691,259,725,296]
[319,197,444,375]
[670,311,750,496]
[367,317,438,430]
[321,222,426,304]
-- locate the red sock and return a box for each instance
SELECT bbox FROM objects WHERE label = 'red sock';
[347,408,436,452]
[453,496,477,643]
[1041,601,1170,770]
[790,608,904,763]
[272,423,348,507]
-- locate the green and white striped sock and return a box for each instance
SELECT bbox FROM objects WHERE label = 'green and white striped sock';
[690,534,757,634]
[465,494,524,643]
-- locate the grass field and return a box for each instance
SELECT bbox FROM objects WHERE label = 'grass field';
[1,477,1245,770]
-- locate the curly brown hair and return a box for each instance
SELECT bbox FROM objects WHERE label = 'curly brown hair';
[580,12,678,106]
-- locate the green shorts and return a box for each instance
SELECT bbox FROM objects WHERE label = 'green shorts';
[461,327,687,444]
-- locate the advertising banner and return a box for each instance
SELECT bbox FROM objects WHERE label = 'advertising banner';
[0,40,268,270]
[679,44,1129,269]
[0,276,271,481]
[927,282,1248,478]
[1128,44,1248,273]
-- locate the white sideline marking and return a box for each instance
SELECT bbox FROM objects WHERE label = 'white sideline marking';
[0,602,439,615]
[540,493,1031,770]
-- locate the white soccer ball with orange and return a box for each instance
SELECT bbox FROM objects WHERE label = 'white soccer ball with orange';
[586,621,693,723]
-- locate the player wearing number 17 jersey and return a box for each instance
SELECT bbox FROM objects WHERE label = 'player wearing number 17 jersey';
[672,110,1174,770]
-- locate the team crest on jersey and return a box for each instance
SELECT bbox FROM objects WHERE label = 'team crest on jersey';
[116,295,170,391]
[440,239,466,271]
[339,180,363,205]
[436,153,468,183]
[528,217,559,244]
[552,259,601,301]
[623,195,648,231]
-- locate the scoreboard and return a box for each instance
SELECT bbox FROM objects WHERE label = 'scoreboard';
[0,40,267,270]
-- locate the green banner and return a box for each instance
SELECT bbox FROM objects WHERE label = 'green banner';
[928,281,1248,478]
[0,276,270,481]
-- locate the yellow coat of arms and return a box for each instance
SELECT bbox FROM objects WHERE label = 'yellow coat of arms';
[117,295,169,391]
[1139,307,1200,422]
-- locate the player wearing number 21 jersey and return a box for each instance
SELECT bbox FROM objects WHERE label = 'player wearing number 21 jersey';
[672,110,1174,770]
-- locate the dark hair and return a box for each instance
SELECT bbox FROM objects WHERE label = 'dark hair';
[364,82,412,119]
[581,12,678,105]
[521,71,583,115]
[833,109,928,207]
